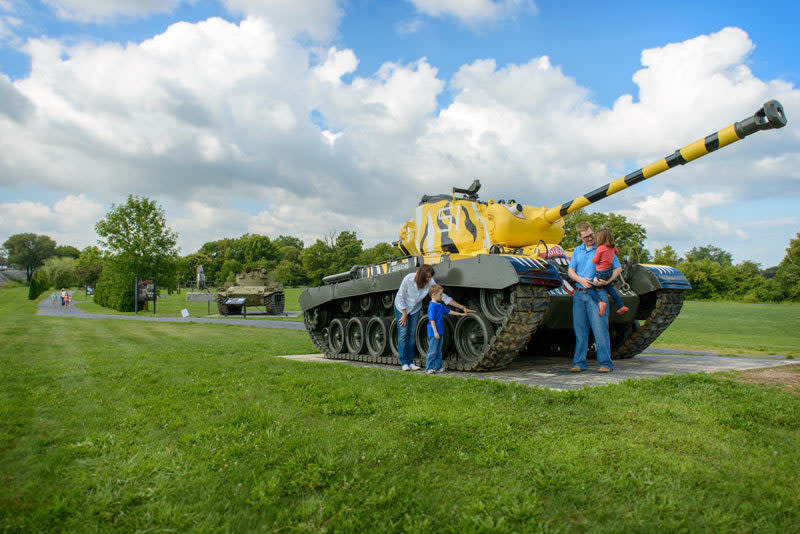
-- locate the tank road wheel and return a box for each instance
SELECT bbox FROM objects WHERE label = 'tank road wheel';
[328,318,346,355]
[441,315,457,369]
[381,292,394,310]
[480,287,514,323]
[264,293,285,315]
[366,317,391,357]
[388,318,399,359]
[345,317,367,354]
[359,296,373,314]
[453,313,496,370]
[414,314,429,363]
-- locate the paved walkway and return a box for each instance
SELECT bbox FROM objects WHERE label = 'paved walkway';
[279,351,798,390]
[37,292,305,330]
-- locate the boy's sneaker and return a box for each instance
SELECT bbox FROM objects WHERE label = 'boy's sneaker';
[401,364,410,371]
[426,369,435,374]
[616,306,629,315]
[598,302,607,316]
[409,364,421,371]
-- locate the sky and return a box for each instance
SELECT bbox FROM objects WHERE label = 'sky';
[0,0,798,267]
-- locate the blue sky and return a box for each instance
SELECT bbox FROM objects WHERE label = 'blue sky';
[0,0,798,266]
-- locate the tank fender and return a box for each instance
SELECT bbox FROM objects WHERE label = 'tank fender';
[629,264,691,294]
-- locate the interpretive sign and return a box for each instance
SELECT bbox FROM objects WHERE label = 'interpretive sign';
[135,277,157,315]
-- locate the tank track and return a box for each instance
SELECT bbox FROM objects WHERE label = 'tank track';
[612,289,684,359]
[303,284,550,372]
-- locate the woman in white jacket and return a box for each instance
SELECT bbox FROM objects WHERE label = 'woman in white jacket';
[394,264,473,371]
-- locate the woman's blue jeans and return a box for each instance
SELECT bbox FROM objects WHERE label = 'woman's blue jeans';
[394,307,419,366]
[571,289,614,371]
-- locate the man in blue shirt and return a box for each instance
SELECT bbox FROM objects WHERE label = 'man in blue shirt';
[567,222,621,373]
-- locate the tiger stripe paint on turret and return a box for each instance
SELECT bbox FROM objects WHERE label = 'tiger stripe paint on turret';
[543,99,787,223]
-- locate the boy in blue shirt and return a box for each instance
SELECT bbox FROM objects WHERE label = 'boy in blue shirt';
[426,284,466,374]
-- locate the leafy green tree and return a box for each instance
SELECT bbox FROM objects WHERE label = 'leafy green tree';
[75,246,104,286]
[680,259,728,300]
[94,195,179,311]
[652,245,680,267]
[300,240,335,286]
[3,233,57,281]
[239,234,279,265]
[332,231,363,272]
[54,245,80,259]
[562,209,651,262]
[274,235,304,250]
[774,232,800,301]
[217,259,243,285]
[274,260,308,286]
[177,252,212,286]
[278,245,301,264]
[685,245,733,266]
[43,257,78,289]
[359,242,401,266]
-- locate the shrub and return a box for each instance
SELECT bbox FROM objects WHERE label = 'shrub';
[27,270,48,300]
[94,258,136,312]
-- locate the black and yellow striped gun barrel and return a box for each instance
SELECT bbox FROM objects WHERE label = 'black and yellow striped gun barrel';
[544,100,787,223]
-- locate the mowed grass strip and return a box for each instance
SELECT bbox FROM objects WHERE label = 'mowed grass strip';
[72,287,306,320]
[653,300,800,357]
[2,286,800,532]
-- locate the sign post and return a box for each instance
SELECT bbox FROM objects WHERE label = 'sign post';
[135,277,157,315]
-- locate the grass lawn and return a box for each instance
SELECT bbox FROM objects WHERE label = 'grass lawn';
[2,285,800,532]
[652,300,800,357]
[72,287,306,321]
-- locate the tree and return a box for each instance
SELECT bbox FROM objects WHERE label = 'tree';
[28,269,49,300]
[43,257,78,289]
[274,260,308,286]
[54,245,80,259]
[332,231,363,272]
[75,246,104,286]
[278,245,301,264]
[274,235,304,250]
[561,209,651,262]
[652,245,680,267]
[774,232,800,301]
[218,259,243,285]
[359,242,401,266]
[685,245,733,266]
[3,233,57,281]
[300,240,335,286]
[94,195,179,311]
[176,252,212,287]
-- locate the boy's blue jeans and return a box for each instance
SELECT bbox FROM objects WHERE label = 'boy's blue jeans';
[394,307,419,366]
[426,336,443,371]
[587,268,624,309]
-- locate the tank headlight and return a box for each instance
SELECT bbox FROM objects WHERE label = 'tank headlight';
[502,204,526,219]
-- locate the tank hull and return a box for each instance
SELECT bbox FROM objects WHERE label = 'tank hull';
[299,255,689,371]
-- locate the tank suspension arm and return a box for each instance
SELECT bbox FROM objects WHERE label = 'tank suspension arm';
[543,100,787,223]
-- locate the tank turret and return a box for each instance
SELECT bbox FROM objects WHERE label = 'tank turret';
[300,100,787,372]
[398,100,787,258]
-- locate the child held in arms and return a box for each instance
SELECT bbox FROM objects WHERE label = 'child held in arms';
[425,284,466,374]
[590,227,629,317]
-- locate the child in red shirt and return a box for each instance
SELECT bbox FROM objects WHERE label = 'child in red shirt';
[589,228,629,317]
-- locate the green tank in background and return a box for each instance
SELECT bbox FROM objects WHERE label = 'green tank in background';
[300,100,787,371]
[217,268,285,316]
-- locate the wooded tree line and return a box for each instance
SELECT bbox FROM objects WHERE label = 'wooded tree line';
[4,197,799,307]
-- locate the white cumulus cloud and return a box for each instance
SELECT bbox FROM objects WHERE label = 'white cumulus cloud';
[409,0,536,24]
[0,195,105,248]
[221,0,342,42]
[43,0,183,22]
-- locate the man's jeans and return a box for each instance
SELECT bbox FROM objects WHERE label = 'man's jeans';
[571,289,614,371]
[394,307,419,366]
[426,336,442,371]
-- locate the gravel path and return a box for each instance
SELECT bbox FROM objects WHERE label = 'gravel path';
[37,292,305,330]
